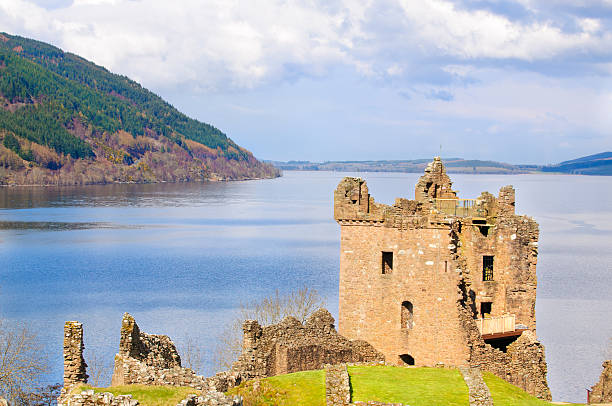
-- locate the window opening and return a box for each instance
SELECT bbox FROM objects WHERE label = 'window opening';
[382,252,393,274]
[483,255,494,281]
[480,302,492,318]
[401,301,413,329]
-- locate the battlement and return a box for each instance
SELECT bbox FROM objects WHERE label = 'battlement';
[334,157,516,228]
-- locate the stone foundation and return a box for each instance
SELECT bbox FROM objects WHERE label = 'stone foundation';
[325,364,350,406]
[591,360,612,403]
[232,309,384,380]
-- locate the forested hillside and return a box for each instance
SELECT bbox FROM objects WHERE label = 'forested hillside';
[0,33,279,185]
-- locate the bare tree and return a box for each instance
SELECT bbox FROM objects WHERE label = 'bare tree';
[0,319,48,403]
[85,348,113,387]
[213,286,325,372]
[178,334,205,374]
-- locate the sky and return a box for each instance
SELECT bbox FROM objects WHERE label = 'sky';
[1,0,612,164]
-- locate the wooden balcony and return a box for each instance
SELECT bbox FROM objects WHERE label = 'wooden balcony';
[476,314,526,340]
[433,198,487,218]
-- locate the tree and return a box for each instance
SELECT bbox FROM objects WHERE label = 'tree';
[178,334,205,375]
[0,319,48,403]
[85,349,113,388]
[213,286,325,372]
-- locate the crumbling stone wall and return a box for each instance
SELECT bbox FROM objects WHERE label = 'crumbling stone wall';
[232,309,384,380]
[334,157,550,399]
[63,321,88,388]
[111,313,210,388]
[591,360,612,403]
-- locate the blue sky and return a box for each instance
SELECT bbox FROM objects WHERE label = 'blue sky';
[1,0,612,164]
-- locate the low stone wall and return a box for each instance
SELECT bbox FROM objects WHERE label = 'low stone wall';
[591,360,612,403]
[59,389,242,406]
[459,366,493,406]
[232,309,384,380]
[325,364,350,406]
[58,390,138,406]
[176,393,242,406]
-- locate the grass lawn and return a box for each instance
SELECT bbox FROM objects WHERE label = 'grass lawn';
[483,372,583,406]
[76,384,200,406]
[348,365,469,406]
[227,369,326,406]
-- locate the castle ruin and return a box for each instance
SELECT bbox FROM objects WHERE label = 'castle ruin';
[334,157,550,399]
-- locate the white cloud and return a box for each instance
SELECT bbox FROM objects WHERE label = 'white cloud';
[0,0,610,91]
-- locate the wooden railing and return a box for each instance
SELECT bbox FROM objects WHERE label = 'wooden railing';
[476,314,516,336]
[433,198,486,218]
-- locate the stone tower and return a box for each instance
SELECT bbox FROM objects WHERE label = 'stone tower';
[334,157,550,399]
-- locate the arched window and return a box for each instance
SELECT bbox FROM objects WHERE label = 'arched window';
[399,354,415,365]
[401,301,413,329]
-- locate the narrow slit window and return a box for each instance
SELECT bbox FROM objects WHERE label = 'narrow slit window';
[483,255,494,281]
[382,251,393,274]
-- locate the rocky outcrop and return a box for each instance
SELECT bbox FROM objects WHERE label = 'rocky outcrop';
[232,309,384,380]
[591,360,612,403]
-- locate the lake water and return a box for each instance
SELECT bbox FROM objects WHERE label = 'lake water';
[1,171,611,403]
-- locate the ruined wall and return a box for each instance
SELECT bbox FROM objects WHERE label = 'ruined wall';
[63,321,88,389]
[591,360,612,403]
[111,313,211,388]
[232,309,384,380]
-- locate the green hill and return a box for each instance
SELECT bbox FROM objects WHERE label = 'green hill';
[0,32,278,185]
[541,152,612,175]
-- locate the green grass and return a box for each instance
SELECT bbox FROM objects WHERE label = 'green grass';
[227,369,325,406]
[348,365,469,406]
[483,372,583,406]
[76,384,200,406]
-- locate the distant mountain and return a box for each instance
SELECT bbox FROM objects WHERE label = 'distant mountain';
[0,33,278,185]
[542,152,612,175]
[268,158,528,174]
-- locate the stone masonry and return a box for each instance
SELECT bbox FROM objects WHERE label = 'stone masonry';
[231,309,384,380]
[334,157,550,399]
[590,360,612,403]
[63,321,88,389]
[325,364,351,406]
[459,366,493,406]
[111,313,214,389]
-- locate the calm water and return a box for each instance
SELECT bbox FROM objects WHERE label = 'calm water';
[1,171,611,402]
